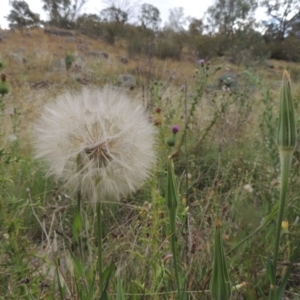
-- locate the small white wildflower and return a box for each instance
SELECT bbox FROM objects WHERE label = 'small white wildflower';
[34,87,155,201]
[243,184,253,193]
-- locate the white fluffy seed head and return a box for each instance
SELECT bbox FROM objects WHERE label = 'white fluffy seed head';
[34,86,155,201]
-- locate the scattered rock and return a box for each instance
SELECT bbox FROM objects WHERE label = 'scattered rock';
[77,44,89,52]
[70,56,86,73]
[10,52,24,63]
[120,57,129,64]
[76,77,90,85]
[73,56,85,72]
[266,63,274,69]
[101,52,109,59]
[87,51,109,59]
[44,28,74,37]
[118,74,136,89]
[87,51,101,57]
[65,37,74,43]
[53,58,66,71]
[218,73,237,89]
[32,80,50,89]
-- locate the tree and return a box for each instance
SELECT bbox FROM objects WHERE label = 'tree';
[7,0,40,31]
[164,7,187,32]
[290,13,300,37]
[205,0,257,37]
[101,0,140,23]
[42,0,87,28]
[188,17,203,35]
[100,6,128,23]
[138,3,161,30]
[261,0,300,41]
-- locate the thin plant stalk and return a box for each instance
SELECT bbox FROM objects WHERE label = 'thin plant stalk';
[169,207,181,299]
[269,151,293,298]
[96,201,104,295]
[273,151,292,274]
[76,190,84,264]
[166,154,181,299]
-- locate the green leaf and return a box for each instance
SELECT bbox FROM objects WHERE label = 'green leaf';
[266,253,275,286]
[165,155,179,210]
[100,263,115,300]
[210,220,231,300]
[117,278,126,300]
[73,211,82,244]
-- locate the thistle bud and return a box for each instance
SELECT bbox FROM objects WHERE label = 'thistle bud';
[277,71,297,151]
[0,73,9,97]
[166,135,176,147]
[210,220,231,300]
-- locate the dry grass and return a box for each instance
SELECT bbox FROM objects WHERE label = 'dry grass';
[1,27,300,299]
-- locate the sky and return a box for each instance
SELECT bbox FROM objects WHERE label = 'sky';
[0,0,217,29]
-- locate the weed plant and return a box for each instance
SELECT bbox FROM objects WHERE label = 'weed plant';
[1,32,300,300]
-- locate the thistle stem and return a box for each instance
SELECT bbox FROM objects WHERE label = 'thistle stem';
[270,150,293,297]
[168,208,181,300]
[76,191,84,266]
[96,201,104,295]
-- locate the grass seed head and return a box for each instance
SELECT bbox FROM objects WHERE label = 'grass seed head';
[34,86,156,201]
[277,71,297,151]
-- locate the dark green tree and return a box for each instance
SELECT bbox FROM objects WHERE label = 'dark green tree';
[138,3,161,30]
[205,0,257,37]
[188,17,203,35]
[7,0,40,31]
[100,6,128,23]
[204,0,257,55]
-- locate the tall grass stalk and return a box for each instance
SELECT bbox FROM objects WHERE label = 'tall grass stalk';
[96,201,104,295]
[166,154,181,299]
[269,71,296,299]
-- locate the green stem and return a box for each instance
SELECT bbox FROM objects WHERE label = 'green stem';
[270,150,293,297]
[76,191,84,264]
[169,207,181,300]
[96,201,104,295]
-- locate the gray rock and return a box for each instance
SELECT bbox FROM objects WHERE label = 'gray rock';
[53,58,66,71]
[87,51,101,57]
[77,44,89,52]
[11,52,24,63]
[218,73,237,89]
[87,51,109,59]
[118,74,136,89]
[44,28,74,37]
[101,52,109,59]
[120,57,128,64]
[65,37,74,43]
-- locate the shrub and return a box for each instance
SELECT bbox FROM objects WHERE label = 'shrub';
[154,38,181,60]
[65,53,75,70]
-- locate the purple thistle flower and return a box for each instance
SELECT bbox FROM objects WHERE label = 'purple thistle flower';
[172,125,179,134]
